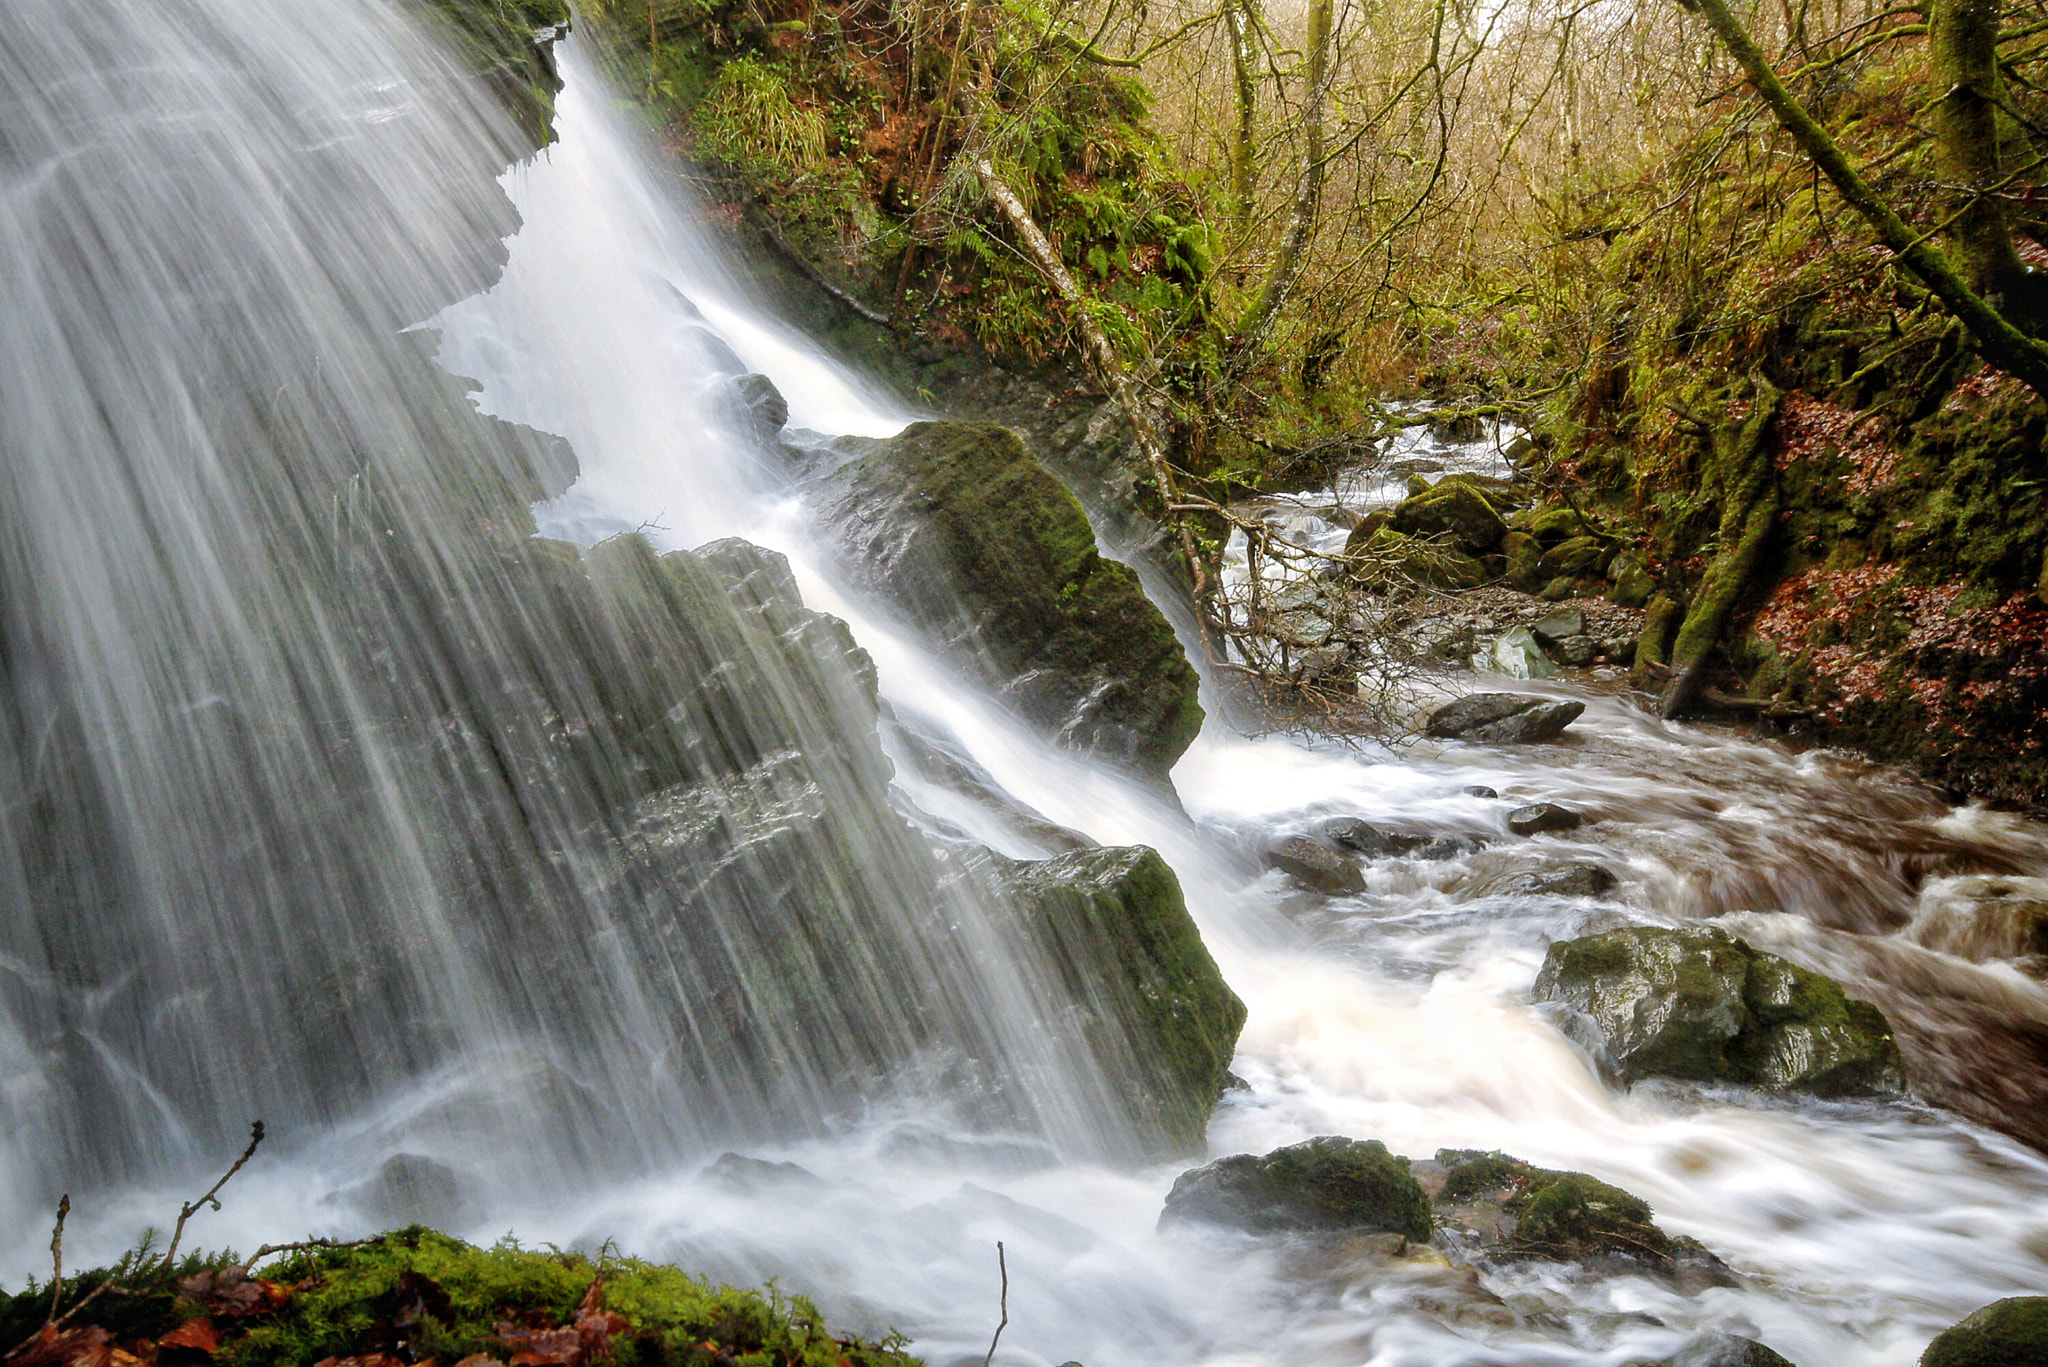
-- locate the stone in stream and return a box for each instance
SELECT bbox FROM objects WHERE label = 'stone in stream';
[1479,626,1556,679]
[1160,1136,1433,1241]
[1424,693,1585,744]
[1531,925,1905,1097]
[1906,875,2048,965]
[1504,863,1616,897]
[1315,817,1429,859]
[1919,1296,2048,1367]
[1264,835,1366,895]
[1656,1333,1800,1366]
[1507,802,1584,835]
[720,371,789,438]
[1387,480,1508,554]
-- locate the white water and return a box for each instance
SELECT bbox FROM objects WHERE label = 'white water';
[11,22,2048,1367]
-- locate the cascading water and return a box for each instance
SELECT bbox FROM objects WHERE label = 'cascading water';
[9,9,2048,1367]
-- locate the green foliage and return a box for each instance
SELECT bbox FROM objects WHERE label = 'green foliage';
[694,56,828,178]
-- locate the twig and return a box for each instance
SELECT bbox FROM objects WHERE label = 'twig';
[249,1236,379,1268]
[44,1195,70,1329]
[162,1121,266,1271]
[980,1241,1007,1367]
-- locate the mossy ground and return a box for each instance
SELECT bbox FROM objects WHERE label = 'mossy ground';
[3,1228,917,1367]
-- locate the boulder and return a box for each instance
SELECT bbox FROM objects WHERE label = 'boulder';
[1161,1135,1433,1241]
[1920,1296,2048,1367]
[1349,525,1488,589]
[988,845,1247,1154]
[1519,505,1590,544]
[720,371,789,438]
[820,422,1202,782]
[1531,926,1906,1097]
[1265,835,1367,895]
[1606,552,1657,610]
[1531,606,1586,643]
[1658,1334,1800,1367]
[1907,876,2048,963]
[1538,534,1610,579]
[1549,634,1600,666]
[1427,1149,1732,1287]
[1388,481,1508,555]
[1501,530,1545,590]
[1507,802,1584,835]
[1426,694,1585,743]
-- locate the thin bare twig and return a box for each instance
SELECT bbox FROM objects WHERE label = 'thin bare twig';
[980,1241,1007,1367]
[44,1194,70,1330]
[162,1121,266,1271]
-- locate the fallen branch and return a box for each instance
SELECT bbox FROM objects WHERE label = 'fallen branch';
[980,1241,1007,1367]
[163,1121,266,1270]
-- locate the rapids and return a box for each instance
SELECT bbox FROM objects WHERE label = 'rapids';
[4,11,2048,1367]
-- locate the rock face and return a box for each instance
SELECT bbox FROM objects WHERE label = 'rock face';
[1161,1136,1434,1241]
[1532,926,1905,1097]
[988,845,1247,1155]
[1424,693,1585,743]
[819,421,1202,782]
[1920,1296,2048,1367]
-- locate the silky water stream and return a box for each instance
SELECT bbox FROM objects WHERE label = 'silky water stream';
[4,13,2048,1367]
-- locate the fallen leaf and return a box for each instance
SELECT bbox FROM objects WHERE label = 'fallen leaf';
[178,1269,288,1318]
[158,1320,220,1354]
[493,1323,582,1367]
[8,1325,116,1367]
[451,1358,507,1367]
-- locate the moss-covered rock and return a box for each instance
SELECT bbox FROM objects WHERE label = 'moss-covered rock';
[821,420,1202,782]
[1532,925,1905,1097]
[1160,1135,1434,1241]
[989,845,1246,1154]
[1920,1296,2048,1367]
[1388,481,1509,555]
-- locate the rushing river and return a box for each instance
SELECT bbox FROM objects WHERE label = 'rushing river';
[5,11,2048,1367]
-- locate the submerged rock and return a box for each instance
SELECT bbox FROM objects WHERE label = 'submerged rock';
[1424,693,1585,743]
[1264,834,1367,895]
[1532,926,1905,1097]
[1920,1296,2048,1366]
[1657,1333,1799,1366]
[1315,817,1429,859]
[988,845,1247,1154]
[1162,1136,1434,1241]
[1907,875,2048,964]
[1507,802,1584,835]
[820,421,1202,783]
[1504,863,1616,897]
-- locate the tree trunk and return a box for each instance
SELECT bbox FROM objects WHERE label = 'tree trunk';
[1930,0,2043,323]
[1225,0,1259,234]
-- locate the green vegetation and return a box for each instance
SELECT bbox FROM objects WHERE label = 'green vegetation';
[2,1227,917,1367]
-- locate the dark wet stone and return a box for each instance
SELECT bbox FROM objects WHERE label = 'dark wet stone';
[1531,606,1585,643]
[1531,925,1905,1097]
[1508,802,1584,835]
[1161,1135,1433,1241]
[723,371,789,437]
[1425,694,1585,743]
[1463,785,1499,799]
[1415,834,1485,861]
[1264,835,1366,895]
[1549,634,1600,667]
[703,1153,830,1192]
[1507,863,1616,897]
[1659,1332,1800,1366]
[1315,817,1428,859]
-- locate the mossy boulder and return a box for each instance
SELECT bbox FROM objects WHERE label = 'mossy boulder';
[821,421,1202,782]
[1388,480,1509,555]
[1348,525,1489,589]
[1532,926,1905,1097]
[1921,1296,2048,1366]
[989,844,1247,1154]
[1160,1135,1434,1241]
[1427,1149,1732,1286]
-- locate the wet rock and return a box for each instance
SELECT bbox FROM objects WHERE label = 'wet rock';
[703,1153,830,1193]
[1519,505,1590,544]
[1427,1149,1733,1289]
[1507,802,1583,835]
[1479,626,1555,679]
[1920,1296,2048,1367]
[1606,553,1657,610]
[1388,481,1508,555]
[1549,634,1600,666]
[1657,1333,1800,1366]
[1265,835,1366,895]
[1316,817,1429,859]
[722,371,789,438]
[1416,834,1485,860]
[1425,694,1585,744]
[1161,1135,1434,1241]
[1506,863,1616,897]
[989,845,1247,1154]
[820,421,1202,782]
[1531,606,1585,643]
[1463,785,1499,799]
[1538,534,1609,579]
[1531,925,1906,1097]
[350,1153,466,1228]
[1907,875,2048,963]
[1502,530,1544,590]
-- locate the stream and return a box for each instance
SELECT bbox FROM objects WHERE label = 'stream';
[6,14,2048,1367]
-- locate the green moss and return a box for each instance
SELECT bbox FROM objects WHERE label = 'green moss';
[1511,1173,1674,1261]
[4,1229,916,1367]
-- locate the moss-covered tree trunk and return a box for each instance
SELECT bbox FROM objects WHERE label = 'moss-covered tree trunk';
[1225,0,1260,234]
[1930,0,2044,326]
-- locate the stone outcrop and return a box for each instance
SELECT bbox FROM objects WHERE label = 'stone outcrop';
[1161,1136,1434,1241]
[989,845,1247,1154]
[1425,693,1585,743]
[818,421,1202,783]
[1532,925,1905,1097]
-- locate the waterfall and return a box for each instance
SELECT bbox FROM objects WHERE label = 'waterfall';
[9,7,2048,1367]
